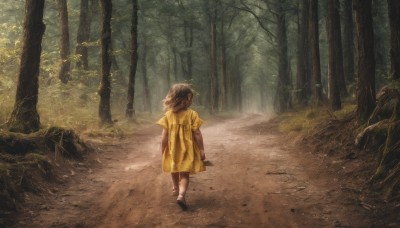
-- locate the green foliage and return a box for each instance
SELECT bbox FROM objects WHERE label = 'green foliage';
[38,80,99,131]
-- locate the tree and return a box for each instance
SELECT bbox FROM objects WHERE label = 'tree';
[342,0,355,83]
[219,2,228,111]
[326,0,341,111]
[178,2,194,81]
[99,0,113,124]
[232,54,243,112]
[309,0,323,105]
[209,1,219,114]
[126,0,138,120]
[141,39,152,113]
[354,0,375,123]
[295,0,310,105]
[58,0,71,83]
[387,0,400,81]
[237,0,292,113]
[274,0,291,113]
[373,0,389,85]
[75,0,91,70]
[333,0,347,97]
[7,0,45,133]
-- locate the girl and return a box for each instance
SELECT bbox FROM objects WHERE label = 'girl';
[157,83,206,210]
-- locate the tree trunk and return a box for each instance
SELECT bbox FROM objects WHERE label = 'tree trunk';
[179,52,187,81]
[142,40,152,113]
[373,1,389,82]
[75,0,90,70]
[354,0,376,123]
[187,24,193,81]
[179,21,193,81]
[166,49,171,88]
[58,0,70,84]
[233,54,242,112]
[308,0,322,106]
[333,0,347,97]
[274,3,291,114]
[342,0,355,83]
[309,0,323,105]
[295,0,310,105]
[387,0,400,80]
[220,10,227,111]
[98,0,112,124]
[178,1,194,82]
[126,0,138,120]
[7,0,45,133]
[172,47,178,82]
[327,0,341,110]
[210,7,219,114]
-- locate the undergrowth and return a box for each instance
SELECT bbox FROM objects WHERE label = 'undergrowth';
[278,103,356,133]
[0,80,159,138]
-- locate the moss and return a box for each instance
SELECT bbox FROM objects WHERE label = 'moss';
[0,162,9,176]
[278,104,356,134]
[359,85,400,198]
[335,104,356,118]
[23,153,47,162]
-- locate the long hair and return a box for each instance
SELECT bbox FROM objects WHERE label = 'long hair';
[163,83,195,112]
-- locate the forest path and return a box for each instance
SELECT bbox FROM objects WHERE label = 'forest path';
[18,114,372,227]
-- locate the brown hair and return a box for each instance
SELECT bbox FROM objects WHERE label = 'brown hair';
[163,83,195,112]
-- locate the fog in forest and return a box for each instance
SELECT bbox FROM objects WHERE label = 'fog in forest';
[3,0,400,227]
[0,0,305,127]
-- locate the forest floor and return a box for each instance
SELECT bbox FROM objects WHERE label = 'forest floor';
[9,114,400,227]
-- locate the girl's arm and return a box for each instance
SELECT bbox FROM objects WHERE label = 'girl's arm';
[161,129,168,155]
[193,129,205,160]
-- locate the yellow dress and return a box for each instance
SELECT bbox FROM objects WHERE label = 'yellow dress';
[157,109,205,174]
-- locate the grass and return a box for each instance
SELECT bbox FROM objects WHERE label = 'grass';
[0,162,9,175]
[278,103,356,134]
[0,82,160,137]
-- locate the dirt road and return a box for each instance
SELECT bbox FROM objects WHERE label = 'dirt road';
[17,114,373,227]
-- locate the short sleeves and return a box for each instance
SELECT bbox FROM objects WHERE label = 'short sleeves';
[159,109,205,174]
[191,111,204,130]
[157,115,168,129]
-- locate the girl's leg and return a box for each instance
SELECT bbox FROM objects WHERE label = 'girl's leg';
[177,172,189,210]
[171,172,179,195]
[178,172,190,197]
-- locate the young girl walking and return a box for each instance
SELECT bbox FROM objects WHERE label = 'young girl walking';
[157,83,206,210]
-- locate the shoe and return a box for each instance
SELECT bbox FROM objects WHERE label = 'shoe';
[172,188,179,196]
[177,194,187,211]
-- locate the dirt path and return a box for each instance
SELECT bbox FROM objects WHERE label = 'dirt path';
[16,115,374,227]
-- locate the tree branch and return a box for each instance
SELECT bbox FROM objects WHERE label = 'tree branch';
[226,0,276,40]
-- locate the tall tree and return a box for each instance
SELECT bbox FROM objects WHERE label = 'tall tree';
[295,0,310,105]
[220,2,228,111]
[354,0,376,123]
[326,0,341,110]
[7,0,45,133]
[232,54,243,112]
[209,2,219,114]
[99,0,113,124]
[126,0,138,120]
[342,0,355,83]
[179,2,194,81]
[387,0,400,80]
[58,0,71,83]
[333,0,347,96]
[309,0,323,105]
[75,0,91,70]
[373,0,389,82]
[274,1,291,113]
[141,39,152,113]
